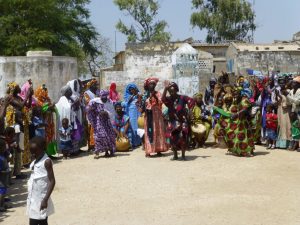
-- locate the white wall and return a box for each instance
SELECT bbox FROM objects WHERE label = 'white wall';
[0,56,78,101]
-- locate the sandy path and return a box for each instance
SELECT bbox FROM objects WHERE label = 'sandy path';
[1,146,300,225]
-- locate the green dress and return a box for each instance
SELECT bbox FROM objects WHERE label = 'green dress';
[292,120,300,140]
[223,98,255,156]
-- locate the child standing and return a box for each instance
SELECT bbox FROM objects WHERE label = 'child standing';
[266,105,278,149]
[27,136,55,225]
[59,118,73,159]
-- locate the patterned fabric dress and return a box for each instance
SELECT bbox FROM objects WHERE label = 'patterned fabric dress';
[84,90,96,148]
[87,101,116,154]
[223,98,255,156]
[163,95,194,150]
[34,86,57,156]
[143,91,168,155]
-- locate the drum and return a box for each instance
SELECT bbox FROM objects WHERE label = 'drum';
[191,124,206,135]
[138,114,145,129]
[116,135,130,152]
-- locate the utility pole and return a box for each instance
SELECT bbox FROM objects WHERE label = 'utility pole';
[252,0,255,43]
[115,31,117,56]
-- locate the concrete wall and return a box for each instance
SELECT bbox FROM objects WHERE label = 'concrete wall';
[226,45,300,75]
[0,56,78,101]
[102,43,214,97]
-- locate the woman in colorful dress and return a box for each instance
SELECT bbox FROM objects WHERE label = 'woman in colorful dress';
[19,81,35,166]
[223,87,255,157]
[34,85,57,156]
[190,93,212,148]
[0,96,12,133]
[123,83,141,148]
[84,79,99,150]
[86,97,116,158]
[275,77,292,149]
[141,77,168,157]
[162,81,194,160]
[109,82,120,104]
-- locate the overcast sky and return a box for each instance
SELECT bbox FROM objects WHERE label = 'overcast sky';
[88,0,300,52]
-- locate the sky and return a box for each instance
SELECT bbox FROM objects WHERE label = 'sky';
[88,0,300,53]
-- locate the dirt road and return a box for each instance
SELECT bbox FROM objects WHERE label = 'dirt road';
[2,146,300,225]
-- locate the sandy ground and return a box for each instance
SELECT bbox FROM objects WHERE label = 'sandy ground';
[1,145,300,225]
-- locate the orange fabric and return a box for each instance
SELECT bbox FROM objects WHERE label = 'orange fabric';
[84,93,95,147]
[34,86,55,144]
[34,86,51,106]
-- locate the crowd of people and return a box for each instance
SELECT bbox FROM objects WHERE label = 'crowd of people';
[0,72,300,218]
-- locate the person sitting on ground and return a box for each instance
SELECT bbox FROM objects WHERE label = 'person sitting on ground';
[112,102,132,149]
[59,118,73,160]
[190,93,212,148]
[27,136,55,225]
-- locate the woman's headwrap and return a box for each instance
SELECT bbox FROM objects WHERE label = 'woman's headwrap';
[99,89,109,97]
[87,79,98,89]
[61,85,72,96]
[237,76,245,86]
[19,81,31,100]
[169,82,179,92]
[124,83,139,102]
[67,79,81,100]
[224,93,233,101]
[193,93,203,99]
[114,101,122,109]
[110,83,116,91]
[241,80,253,99]
[210,78,217,83]
[144,77,159,88]
[7,82,18,95]
[35,85,51,106]
[293,76,300,83]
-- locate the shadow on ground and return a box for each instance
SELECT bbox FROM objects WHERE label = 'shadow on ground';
[0,171,30,223]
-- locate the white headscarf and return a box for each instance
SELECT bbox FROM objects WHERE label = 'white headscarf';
[67,79,80,101]
[66,80,83,125]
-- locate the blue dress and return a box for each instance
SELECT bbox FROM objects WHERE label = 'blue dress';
[123,84,142,148]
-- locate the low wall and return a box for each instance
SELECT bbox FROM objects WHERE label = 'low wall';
[0,56,78,101]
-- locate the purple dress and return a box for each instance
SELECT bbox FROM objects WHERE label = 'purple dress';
[87,101,116,154]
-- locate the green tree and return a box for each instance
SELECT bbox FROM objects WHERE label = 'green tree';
[190,0,256,43]
[0,0,99,59]
[114,0,171,43]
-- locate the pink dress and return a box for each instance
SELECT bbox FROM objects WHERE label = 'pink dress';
[144,92,168,155]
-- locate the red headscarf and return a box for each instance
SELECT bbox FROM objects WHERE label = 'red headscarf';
[109,82,119,102]
[144,77,159,88]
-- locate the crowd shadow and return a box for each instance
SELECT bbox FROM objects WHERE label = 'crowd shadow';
[254,151,270,156]
[0,171,30,223]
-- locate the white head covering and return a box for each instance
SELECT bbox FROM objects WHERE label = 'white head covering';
[67,79,80,101]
